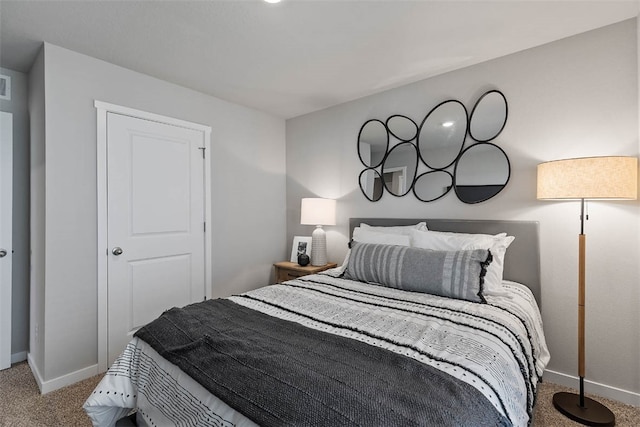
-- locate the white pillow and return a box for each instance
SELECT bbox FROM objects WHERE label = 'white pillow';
[409,229,501,251]
[360,222,428,235]
[409,229,514,297]
[483,235,515,296]
[353,227,412,246]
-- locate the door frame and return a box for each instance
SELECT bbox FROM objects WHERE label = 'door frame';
[0,111,13,370]
[95,101,212,372]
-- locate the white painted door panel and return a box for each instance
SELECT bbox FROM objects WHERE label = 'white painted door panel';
[0,112,12,370]
[107,113,205,365]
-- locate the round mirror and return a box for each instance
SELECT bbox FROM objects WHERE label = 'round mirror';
[382,142,418,197]
[469,90,508,142]
[413,170,453,202]
[359,168,384,202]
[454,143,510,204]
[358,119,388,168]
[417,100,468,170]
[386,115,418,142]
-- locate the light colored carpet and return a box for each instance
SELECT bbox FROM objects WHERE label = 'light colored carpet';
[1,361,638,426]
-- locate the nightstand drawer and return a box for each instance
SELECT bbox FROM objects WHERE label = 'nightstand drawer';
[278,270,306,283]
[273,261,337,283]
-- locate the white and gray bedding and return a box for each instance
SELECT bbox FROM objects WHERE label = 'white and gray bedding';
[84,272,549,427]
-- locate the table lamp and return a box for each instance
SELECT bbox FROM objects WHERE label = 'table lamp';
[301,198,336,266]
[537,156,637,426]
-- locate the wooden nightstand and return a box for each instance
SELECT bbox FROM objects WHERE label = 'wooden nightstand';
[274,261,338,283]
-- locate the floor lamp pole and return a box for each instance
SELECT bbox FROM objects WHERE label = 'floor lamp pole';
[552,198,615,426]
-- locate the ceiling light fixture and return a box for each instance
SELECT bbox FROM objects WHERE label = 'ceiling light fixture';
[264,0,281,3]
[442,121,454,127]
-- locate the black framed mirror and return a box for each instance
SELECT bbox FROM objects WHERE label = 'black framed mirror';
[358,119,388,168]
[417,100,467,170]
[382,142,418,197]
[469,90,508,142]
[357,88,510,203]
[413,170,453,202]
[454,142,510,204]
[386,115,418,142]
[359,168,384,202]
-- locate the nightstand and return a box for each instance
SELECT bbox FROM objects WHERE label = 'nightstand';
[274,261,338,283]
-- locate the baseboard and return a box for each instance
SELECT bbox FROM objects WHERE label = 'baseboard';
[27,353,100,394]
[11,351,27,364]
[544,369,640,407]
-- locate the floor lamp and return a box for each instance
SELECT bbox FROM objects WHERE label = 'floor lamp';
[537,156,638,426]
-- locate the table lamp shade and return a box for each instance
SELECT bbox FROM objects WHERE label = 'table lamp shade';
[300,198,336,226]
[301,198,336,266]
[537,156,637,200]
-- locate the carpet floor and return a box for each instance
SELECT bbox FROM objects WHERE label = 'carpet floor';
[1,361,638,426]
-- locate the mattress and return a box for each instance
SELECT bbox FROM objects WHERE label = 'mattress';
[84,271,549,427]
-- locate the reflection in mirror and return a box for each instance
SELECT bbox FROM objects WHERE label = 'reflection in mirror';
[469,90,507,142]
[359,168,384,202]
[358,119,388,168]
[386,115,418,142]
[382,142,418,197]
[413,170,453,202]
[454,143,510,204]
[418,100,467,170]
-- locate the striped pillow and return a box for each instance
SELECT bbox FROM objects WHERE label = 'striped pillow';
[343,242,492,303]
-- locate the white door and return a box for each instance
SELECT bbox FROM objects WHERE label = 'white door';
[0,111,12,370]
[106,112,207,365]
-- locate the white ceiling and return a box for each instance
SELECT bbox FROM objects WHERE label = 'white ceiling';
[1,1,638,119]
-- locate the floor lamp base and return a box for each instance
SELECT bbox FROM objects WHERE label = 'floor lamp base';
[553,392,615,426]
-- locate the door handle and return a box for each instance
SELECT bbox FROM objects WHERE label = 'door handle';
[112,247,123,256]
[0,249,6,258]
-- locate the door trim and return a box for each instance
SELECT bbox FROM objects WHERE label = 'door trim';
[95,101,212,372]
[0,111,13,370]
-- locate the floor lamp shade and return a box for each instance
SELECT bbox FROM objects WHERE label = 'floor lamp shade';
[537,156,637,200]
[537,156,637,426]
[300,198,336,266]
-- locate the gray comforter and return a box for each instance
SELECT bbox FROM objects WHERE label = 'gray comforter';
[135,298,509,427]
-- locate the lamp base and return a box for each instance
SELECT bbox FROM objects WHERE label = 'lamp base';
[310,225,327,266]
[553,392,615,426]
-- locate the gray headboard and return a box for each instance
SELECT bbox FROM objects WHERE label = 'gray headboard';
[349,218,541,305]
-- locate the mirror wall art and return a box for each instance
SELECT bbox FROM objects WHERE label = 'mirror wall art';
[357,89,510,204]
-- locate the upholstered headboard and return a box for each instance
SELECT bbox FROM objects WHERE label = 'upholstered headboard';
[349,218,541,305]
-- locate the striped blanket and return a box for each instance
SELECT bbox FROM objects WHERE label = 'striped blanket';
[84,272,549,427]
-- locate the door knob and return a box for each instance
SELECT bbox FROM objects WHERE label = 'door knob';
[0,249,6,258]
[112,247,123,256]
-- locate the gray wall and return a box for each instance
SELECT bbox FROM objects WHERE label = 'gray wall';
[286,20,640,401]
[0,67,30,362]
[30,43,287,383]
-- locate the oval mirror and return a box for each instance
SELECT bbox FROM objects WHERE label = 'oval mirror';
[386,115,418,142]
[382,142,418,197]
[413,170,453,202]
[417,100,468,170]
[469,90,507,142]
[454,143,510,204]
[359,168,384,202]
[358,119,388,168]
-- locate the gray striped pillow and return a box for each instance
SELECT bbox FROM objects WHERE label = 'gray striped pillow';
[343,242,492,303]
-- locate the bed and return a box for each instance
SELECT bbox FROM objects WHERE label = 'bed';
[84,218,549,427]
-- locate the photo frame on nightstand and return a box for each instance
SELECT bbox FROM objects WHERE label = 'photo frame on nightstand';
[290,236,312,262]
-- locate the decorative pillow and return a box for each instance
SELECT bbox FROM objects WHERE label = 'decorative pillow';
[344,242,492,303]
[333,228,413,276]
[409,229,514,297]
[360,222,428,235]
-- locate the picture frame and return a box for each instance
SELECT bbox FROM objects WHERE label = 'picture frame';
[290,236,312,263]
[0,74,11,100]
